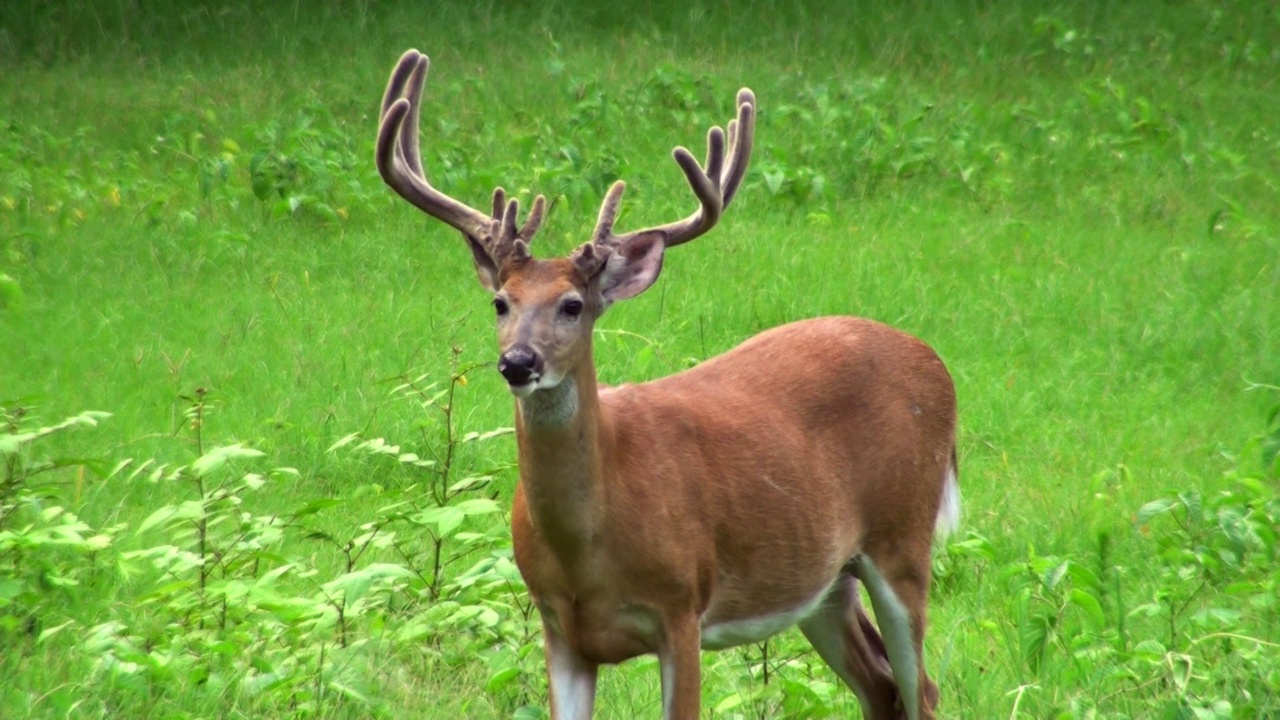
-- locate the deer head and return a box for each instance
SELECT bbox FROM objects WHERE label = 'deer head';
[376,50,754,398]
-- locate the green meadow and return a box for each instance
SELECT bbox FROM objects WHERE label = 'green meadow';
[2,1,1278,717]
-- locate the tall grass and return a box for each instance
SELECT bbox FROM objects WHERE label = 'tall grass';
[2,1,1278,717]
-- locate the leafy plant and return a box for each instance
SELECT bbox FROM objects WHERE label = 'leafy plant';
[323,353,546,713]
[0,404,118,642]
[248,103,369,222]
[325,348,511,600]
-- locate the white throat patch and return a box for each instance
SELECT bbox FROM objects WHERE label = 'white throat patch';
[519,376,579,426]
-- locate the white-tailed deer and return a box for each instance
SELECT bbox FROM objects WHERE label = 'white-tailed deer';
[377,49,959,720]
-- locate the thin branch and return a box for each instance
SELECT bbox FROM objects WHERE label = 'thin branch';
[1187,631,1280,650]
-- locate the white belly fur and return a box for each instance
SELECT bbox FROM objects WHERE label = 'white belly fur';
[699,585,832,650]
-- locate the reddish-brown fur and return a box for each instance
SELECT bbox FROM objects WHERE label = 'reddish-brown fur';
[376,49,958,719]
[507,300,954,718]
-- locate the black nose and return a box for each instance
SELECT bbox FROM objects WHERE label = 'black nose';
[498,345,540,384]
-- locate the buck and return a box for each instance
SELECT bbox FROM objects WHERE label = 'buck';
[376,49,959,720]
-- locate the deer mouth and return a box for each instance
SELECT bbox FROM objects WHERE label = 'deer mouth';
[506,378,539,398]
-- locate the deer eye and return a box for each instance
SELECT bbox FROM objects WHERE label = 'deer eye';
[493,297,509,316]
[561,299,584,318]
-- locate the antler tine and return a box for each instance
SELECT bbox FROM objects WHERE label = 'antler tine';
[500,198,520,247]
[491,187,507,218]
[381,51,434,194]
[592,181,627,246]
[702,124,727,195]
[380,51,419,127]
[491,187,547,242]
[519,194,548,241]
[591,87,756,253]
[396,52,429,178]
[720,88,756,207]
[376,51,493,241]
[377,50,546,260]
[661,133,726,246]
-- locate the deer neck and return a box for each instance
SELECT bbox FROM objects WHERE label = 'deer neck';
[514,358,611,564]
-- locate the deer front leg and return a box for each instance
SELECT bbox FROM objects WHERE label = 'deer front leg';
[545,622,598,720]
[658,613,703,720]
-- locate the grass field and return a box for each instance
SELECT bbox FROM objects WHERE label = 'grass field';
[2,1,1279,718]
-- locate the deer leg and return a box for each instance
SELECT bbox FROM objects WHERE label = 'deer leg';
[545,622,598,720]
[658,613,703,720]
[799,574,903,719]
[850,553,939,720]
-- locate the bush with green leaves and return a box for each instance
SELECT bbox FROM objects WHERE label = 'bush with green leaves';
[0,405,118,642]
[933,397,1280,719]
[37,359,549,718]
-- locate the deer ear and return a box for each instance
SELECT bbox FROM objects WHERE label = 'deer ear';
[467,235,501,292]
[598,231,667,302]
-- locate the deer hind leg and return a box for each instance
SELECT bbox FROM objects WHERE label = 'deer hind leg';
[798,574,903,719]
[850,551,939,720]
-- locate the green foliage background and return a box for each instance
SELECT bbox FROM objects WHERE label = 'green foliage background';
[1,1,1278,718]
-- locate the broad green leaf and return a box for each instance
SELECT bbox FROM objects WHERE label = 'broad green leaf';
[329,681,372,704]
[1223,580,1259,595]
[291,498,343,517]
[352,529,396,549]
[715,693,747,713]
[191,443,265,477]
[323,563,412,605]
[1191,704,1219,719]
[456,498,501,516]
[448,475,493,494]
[435,506,467,537]
[137,500,204,534]
[486,667,520,693]
[0,432,35,455]
[0,577,25,600]
[1067,562,1102,592]
[327,432,361,452]
[1237,476,1270,499]
[249,150,274,200]
[423,388,449,406]
[1020,612,1052,671]
[1068,588,1106,628]
[356,437,399,455]
[1179,489,1203,525]
[37,621,75,645]
[137,506,180,535]
[1135,497,1176,526]
[107,458,136,480]
[762,170,785,195]
[1042,560,1069,591]
[1132,638,1166,661]
[394,617,436,644]
[413,506,466,537]
[0,272,25,311]
[1190,606,1242,628]
[146,464,168,483]
[254,563,295,588]
[461,428,514,443]
[475,607,500,627]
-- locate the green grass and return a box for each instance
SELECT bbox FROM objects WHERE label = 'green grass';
[2,1,1279,718]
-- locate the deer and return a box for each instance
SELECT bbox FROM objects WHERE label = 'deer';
[376,49,959,720]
